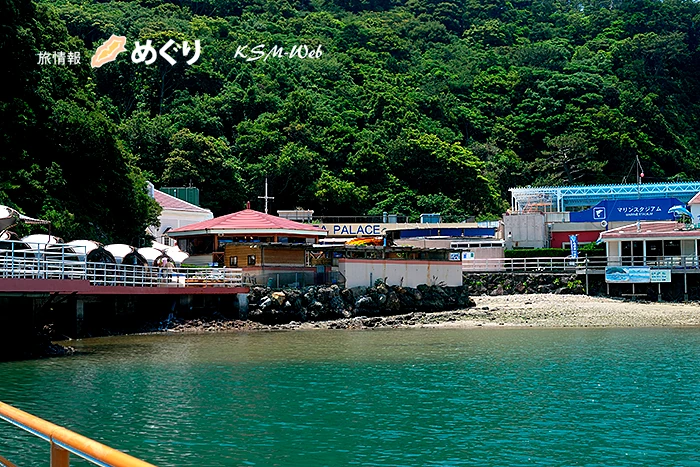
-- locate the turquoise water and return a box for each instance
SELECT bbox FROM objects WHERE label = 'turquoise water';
[1,328,700,466]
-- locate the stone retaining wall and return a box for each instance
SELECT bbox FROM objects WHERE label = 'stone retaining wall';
[463,273,586,296]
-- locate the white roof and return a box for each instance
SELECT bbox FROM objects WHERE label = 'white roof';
[67,240,99,255]
[104,244,133,261]
[22,234,61,247]
[138,247,167,262]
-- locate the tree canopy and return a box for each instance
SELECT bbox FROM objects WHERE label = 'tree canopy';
[4,0,700,238]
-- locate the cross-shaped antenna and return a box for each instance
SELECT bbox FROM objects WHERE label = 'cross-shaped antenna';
[258,177,274,214]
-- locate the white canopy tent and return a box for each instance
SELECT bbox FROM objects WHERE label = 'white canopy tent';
[137,247,169,266]
[22,234,62,247]
[151,240,189,265]
[104,244,134,263]
[67,240,100,261]
[1,205,51,232]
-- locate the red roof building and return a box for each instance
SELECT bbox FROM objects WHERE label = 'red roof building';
[166,209,326,265]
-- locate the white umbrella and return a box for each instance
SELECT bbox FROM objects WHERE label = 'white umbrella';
[0,206,18,232]
[104,244,134,263]
[150,241,170,251]
[22,234,63,251]
[22,234,79,261]
[165,249,188,265]
[22,234,61,244]
[0,205,50,231]
[137,247,168,266]
[67,240,99,260]
[67,240,99,253]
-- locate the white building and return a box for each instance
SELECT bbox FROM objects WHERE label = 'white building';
[148,188,213,246]
[688,192,700,226]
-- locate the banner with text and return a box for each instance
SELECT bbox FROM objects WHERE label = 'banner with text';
[570,198,683,223]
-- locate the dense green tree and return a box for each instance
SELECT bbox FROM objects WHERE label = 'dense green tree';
[0,0,159,242]
[6,0,700,233]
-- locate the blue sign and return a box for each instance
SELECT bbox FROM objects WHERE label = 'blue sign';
[570,198,683,223]
[398,228,496,238]
[569,234,578,258]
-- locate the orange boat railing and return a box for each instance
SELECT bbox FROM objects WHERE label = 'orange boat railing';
[0,401,157,467]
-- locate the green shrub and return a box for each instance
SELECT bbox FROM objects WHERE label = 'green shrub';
[579,242,606,256]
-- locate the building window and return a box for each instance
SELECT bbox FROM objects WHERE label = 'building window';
[247,255,256,266]
[664,240,681,256]
[229,256,238,267]
[647,240,662,259]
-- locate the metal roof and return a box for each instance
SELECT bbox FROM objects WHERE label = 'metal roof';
[510,182,700,212]
[168,209,327,237]
[154,189,212,213]
[599,221,700,240]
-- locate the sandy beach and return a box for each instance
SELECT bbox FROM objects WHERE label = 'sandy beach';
[430,294,700,328]
[148,294,700,334]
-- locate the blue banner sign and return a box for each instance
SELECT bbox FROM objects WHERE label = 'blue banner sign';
[570,198,683,223]
[605,266,651,283]
[569,234,578,258]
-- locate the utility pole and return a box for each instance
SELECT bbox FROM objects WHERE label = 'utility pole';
[258,177,274,214]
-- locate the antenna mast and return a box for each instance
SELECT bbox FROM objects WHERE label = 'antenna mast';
[258,177,275,214]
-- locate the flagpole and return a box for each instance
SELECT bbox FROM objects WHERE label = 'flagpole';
[636,155,643,232]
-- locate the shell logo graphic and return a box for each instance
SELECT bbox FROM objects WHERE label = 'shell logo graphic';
[91,35,127,68]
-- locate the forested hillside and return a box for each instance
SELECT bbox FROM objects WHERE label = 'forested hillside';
[3,0,700,241]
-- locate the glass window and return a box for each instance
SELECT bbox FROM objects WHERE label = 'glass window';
[632,241,644,265]
[247,255,256,266]
[664,240,681,256]
[621,241,631,256]
[229,256,238,267]
[647,240,662,258]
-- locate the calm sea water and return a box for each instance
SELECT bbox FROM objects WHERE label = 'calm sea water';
[1,328,699,466]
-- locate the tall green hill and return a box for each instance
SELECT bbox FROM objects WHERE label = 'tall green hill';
[4,0,700,239]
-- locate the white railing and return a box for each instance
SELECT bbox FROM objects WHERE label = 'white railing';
[0,241,243,288]
[463,257,580,273]
[463,256,700,273]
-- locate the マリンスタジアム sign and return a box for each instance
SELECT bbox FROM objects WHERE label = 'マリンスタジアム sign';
[570,198,684,223]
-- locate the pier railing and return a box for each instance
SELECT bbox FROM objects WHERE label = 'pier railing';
[463,255,700,273]
[0,400,156,467]
[241,270,346,288]
[0,241,242,287]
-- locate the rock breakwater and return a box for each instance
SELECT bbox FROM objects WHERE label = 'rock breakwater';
[246,283,475,325]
